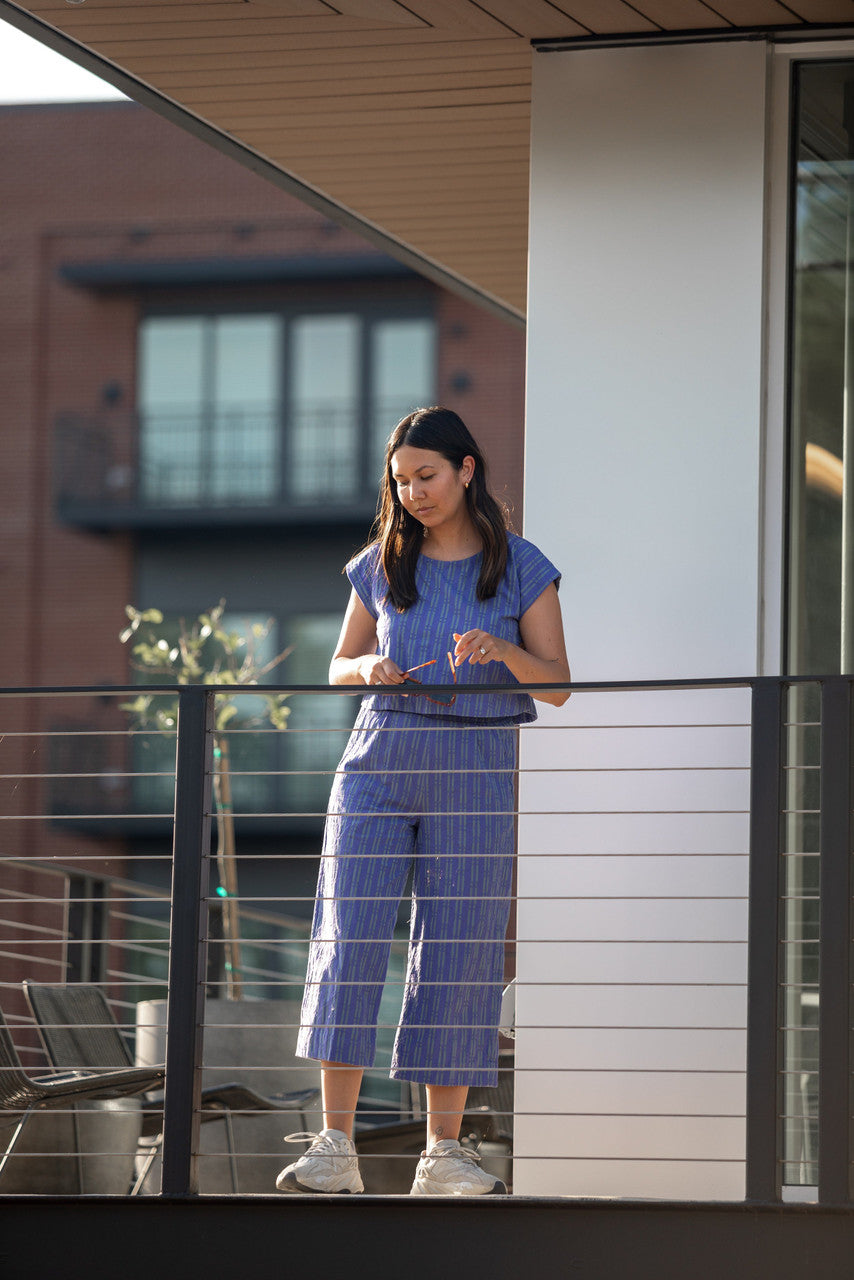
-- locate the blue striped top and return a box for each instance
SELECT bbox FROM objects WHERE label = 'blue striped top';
[346,532,561,723]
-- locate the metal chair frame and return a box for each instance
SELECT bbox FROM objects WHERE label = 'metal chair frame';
[23,983,319,1194]
[0,1002,162,1191]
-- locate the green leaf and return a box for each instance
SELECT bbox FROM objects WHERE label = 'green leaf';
[215,701,239,731]
[267,698,291,731]
[120,694,153,717]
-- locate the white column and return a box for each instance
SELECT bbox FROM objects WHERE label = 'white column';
[518,39,770,1199]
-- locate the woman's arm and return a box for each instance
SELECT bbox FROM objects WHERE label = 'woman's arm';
[329,588,406,687]
[453,581,571,707]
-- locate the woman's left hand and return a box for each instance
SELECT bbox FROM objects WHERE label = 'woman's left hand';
[453,630,507,667]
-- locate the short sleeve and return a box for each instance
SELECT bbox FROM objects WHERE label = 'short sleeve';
[513,536,562,616]
[345,544,382,620]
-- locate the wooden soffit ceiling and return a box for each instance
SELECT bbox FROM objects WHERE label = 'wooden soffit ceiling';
[5,0,854,321]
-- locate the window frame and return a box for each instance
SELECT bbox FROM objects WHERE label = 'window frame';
[136,295,437,511]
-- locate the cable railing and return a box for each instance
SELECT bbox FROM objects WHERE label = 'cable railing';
[0,677,851,1200]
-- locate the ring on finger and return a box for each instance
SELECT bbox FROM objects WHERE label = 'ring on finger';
[479,645,487,656]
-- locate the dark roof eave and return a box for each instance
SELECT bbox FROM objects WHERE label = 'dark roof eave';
[58,252,420,291]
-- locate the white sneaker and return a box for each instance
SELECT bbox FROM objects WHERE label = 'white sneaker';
[410,1139,507,1196]
[276,1128,364,1194]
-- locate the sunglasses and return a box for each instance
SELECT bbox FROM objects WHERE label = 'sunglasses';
[402,652,457,706]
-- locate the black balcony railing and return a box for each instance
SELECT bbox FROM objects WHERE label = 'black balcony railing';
[1,676,853,1203]
[53,409,386,528]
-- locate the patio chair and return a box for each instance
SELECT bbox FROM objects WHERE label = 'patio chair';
[0,1001,162,1190]
[23,982,319,1194]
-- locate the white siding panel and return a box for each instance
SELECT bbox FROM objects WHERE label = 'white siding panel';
[520,40,769,1199]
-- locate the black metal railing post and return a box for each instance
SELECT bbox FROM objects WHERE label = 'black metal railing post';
[746,678,785,1202]
[161,686,214,1196]
[818,676,854,1204]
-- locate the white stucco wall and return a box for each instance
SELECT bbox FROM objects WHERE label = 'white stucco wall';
[517,39,770,1199]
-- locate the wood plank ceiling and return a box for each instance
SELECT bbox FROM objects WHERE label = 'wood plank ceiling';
[5,0,854,318]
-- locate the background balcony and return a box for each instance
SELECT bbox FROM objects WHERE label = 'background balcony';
[53,410,381,530]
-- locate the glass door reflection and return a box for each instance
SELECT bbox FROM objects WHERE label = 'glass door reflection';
[787,59,854,1187]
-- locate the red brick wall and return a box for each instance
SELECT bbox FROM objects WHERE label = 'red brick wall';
[436,289,525,527]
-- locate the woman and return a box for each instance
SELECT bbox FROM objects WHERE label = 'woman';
[277,407,570,1196]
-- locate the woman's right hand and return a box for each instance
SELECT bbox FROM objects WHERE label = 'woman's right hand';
[358,655,406,687]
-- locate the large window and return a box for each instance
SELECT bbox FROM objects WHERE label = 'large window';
[138,315,281,506]
[137,309,435,508]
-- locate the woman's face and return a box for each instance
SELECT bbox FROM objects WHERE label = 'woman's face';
[390,445,473,531]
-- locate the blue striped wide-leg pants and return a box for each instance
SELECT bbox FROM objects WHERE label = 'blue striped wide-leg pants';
[296,707,517,1087]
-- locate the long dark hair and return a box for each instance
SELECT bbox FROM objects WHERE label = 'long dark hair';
[373,406,510,612]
